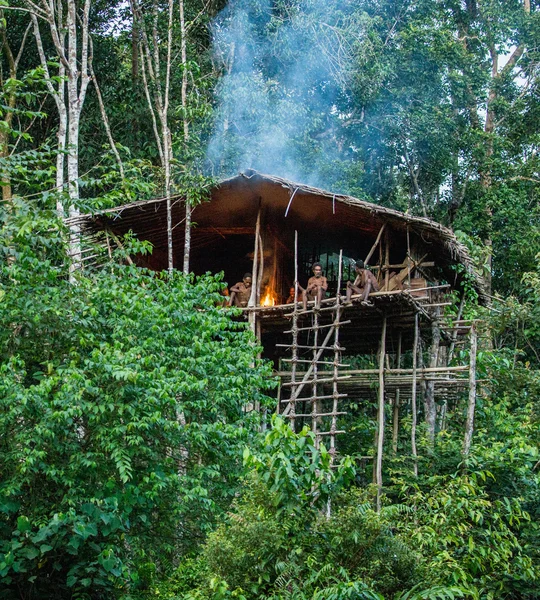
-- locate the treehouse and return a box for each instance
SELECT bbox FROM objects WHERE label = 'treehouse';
[71,170,486,471]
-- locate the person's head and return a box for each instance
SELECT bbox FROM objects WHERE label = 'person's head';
[355,259,365,272]
[243,273,252,286]
[289,287,295,296]
[312,262,323,277]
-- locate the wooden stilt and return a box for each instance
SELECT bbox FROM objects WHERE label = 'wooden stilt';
[276,357,282,414]
[282,245,347,455]
[330,250,344,459]
[376,315,387,512]
[384,230,390,290]
[463,324,477,457]
[406,224,411,290]
[448,294,466,364]
[312,286,320,447]
[411,312,419,476]
[425,306,440,446]
[288,230,299,431]
[392,331,402,454]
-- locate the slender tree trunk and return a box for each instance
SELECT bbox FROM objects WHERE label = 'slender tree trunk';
[131,0,174,273]
[131,15,139,83]
[66,0,91,276]
[56,78,67,216]
[163,0,174,274]
[28,0,92,272]
[180,0,192,275]
[30,12,67,215]
[90,57,125,180]
[0,10,20,207]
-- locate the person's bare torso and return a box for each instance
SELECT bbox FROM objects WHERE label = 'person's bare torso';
[306,276,328,298]
[233,282,251,306]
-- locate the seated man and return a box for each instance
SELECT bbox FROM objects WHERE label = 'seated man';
[229,273,252,307]
[285,286,303,304]
[303,262,328,310]
[346,260,380,304]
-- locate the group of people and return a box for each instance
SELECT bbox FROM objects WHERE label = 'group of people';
[228,260,380,309]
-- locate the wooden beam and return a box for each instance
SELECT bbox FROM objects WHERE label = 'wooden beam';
[411,312,419,477]
[248,208,261,309]
[384,230,390,290]
[463,324,478,457]
[376,315,387,512]
[192,227,255,235]
[364,223,386,265]
[392,330,402,454]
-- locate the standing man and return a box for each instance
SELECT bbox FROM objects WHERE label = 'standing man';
[303,262,328,310]
[346,260,379,304]
[229,273,253,307]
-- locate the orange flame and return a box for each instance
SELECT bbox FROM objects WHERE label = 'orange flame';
[261,286,277,307]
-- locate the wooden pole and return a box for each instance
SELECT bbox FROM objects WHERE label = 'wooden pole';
[330,249,344,459]
[312,282,320,447]
[392,330,402,454]
[257,231,264,306]
[288,230,299,432]
[463,324,478,457]
[411,312,419,476]
[248,207,261,309]
[425,305,440,447]
[406,223,411,290]
[384,230,390,290]
[376,315,387,512]
[276,357,282,414]
[364,223,386,265]
[248,208,262,341]
[448,294,466,364]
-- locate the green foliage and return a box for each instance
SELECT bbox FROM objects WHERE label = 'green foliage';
[2,2,540,598]
[243,417,355,514]
[397,468,538,598]
[163,421,419,599]
[0,208,273,597]
[78,145,157,211]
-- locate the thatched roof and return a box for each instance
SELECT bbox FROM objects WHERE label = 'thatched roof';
[69,170,488,303]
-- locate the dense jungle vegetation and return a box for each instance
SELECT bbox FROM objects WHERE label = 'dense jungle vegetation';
[1,0,539,598]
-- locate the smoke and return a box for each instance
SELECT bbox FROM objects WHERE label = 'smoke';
[206,0,363,189]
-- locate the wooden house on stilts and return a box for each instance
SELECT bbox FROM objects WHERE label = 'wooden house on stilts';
[71,170,487,477]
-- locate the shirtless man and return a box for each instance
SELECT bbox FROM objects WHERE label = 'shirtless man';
[229,273,252,307]
[346,260,379,304]
[303,262,328,310]
[285,286,303,304]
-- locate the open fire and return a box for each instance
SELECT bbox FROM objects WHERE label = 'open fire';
[261,286,278,307]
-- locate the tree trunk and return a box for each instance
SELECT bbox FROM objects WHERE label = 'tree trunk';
[131,0,174,273]
[180,0,192,275]
[28,0,91,273]
[30,12,67,216]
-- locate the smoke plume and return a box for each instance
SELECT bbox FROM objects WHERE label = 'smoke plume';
[206,0,362,189]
